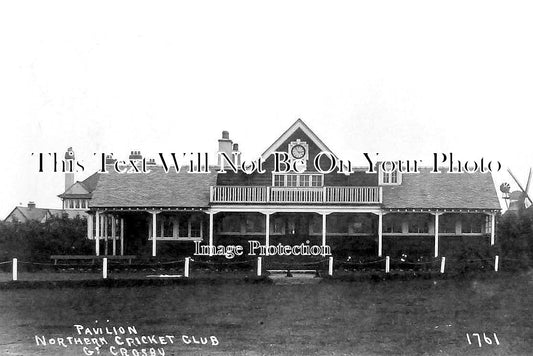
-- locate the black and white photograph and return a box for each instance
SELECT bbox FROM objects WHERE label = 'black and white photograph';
[1,1,532,355]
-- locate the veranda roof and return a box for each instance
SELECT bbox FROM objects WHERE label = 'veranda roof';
[381,168,501,210]
[90,166,217,208]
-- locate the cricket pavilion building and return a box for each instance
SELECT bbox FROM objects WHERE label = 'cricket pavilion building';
[82,119,501,263]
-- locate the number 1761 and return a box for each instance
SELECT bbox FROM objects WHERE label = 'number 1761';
[466,333,500,347]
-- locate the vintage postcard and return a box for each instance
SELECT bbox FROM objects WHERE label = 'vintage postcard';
[1,1,532,355]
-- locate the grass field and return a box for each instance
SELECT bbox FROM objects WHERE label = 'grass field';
[0,271,532,356]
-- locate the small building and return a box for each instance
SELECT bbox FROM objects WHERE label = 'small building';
[3,202,85,223]
[4,202,54,223]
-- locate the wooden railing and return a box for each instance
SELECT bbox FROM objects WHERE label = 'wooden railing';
[325,186,381,203]
[210,186,268,203]
[270,187,324,203]
[210,186,382,204]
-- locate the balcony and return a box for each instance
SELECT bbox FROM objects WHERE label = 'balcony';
[210,186,382,204]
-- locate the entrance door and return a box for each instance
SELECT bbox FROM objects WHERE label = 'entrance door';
[266,213,322,269]
[123,214,149,257]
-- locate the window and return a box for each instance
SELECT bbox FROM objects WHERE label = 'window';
[485,215,492,234]
[382,171,398,184]
[380,162,400,185]
[384,215,403,233]
[349,215,373,234]
[327,215,348,234]
[189,216,202,237]
[168,216,203,238]
[287,218,296,235]
[179,219,189,237]
[152,216,174,238]
[408,215,429,233]
[162,217,174,237]
[462,215,483,233]
[271,217,285,234]
[383,173,390,184]
[220,215,241,233]
[245,215,265,233]
[309,215,322,234]
[311,175,322,187]
[287,175,298,187]
[272,174,324,187]
[273,175,285,187]
[391,170,398,183]
[438,215,456,233]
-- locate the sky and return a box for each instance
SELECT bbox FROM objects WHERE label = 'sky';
[1,1,532,218]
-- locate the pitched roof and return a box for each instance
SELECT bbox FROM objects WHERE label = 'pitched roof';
[80,172,100,192]
[90,166,217,208]
[382,168,501,210]
[88,164,500,210]
[6,206,50,222]
[59,172,101,198]
[4,206,89,222]
[58,182,90,198]
[261,119,336,160]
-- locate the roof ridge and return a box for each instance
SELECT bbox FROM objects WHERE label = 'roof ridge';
[260,119,336,160]
[81,171,99,184]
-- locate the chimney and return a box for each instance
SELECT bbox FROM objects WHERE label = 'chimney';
[217,131,233,166]
[105,154,116,165]
[232,143,241,166]
[129,150,143,160]
[65,147,75,191]
[27,201,36,210]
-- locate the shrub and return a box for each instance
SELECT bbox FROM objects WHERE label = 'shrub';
[496,210,532,270]
[0,215,92,262]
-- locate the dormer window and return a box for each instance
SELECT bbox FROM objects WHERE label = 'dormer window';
[383,170,398,184]
[379,163,401,185]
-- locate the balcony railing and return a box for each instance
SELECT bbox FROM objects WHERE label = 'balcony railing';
[210,186,382,204]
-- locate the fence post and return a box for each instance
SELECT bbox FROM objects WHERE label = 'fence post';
[494,255,499,272]
[328,256,333,276]
[257,257,262,277]
[103,258,108,279]
[440,256,446,274]
[12,258,17,281]
[184,257,190,278]
[385,256,390,273]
